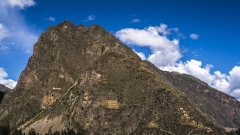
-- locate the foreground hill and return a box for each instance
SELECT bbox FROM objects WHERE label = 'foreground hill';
[0,21,225,134]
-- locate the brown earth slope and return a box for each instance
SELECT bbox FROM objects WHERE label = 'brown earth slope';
[0,21,225,134]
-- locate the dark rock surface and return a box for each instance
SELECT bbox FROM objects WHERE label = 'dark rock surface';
[0,84,10,103]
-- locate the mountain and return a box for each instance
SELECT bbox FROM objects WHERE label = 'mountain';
[0,21,225,134]
[0,84,10,103]
[144,61,240,131]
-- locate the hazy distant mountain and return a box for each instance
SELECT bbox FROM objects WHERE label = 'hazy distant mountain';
[0,21,227,134]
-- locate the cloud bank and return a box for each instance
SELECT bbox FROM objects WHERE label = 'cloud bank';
[116,24,240,100]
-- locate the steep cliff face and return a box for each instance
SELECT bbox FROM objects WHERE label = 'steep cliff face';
[144,61,240,129]
[0,21,225,134]
[0,84,10,103]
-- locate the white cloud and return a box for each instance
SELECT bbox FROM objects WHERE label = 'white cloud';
[8,0,36,9]
[131,19,140,23]
[161,59,240,100]
[227,67,240,99]
[0,23,9,41]
[116,24,240,100]
[0,45,10,50]
[0,0,36,9]
[134,50,146,60]
[160,60,215,84]
[212,78,229,93]
[0,68,17,89]
[115,24,181,67]
[24,49,31,54]
[230,89,240,99]
[84,14,96,21]
[45,17,55,22]
[228,66,240,91]
[191,51,198,56]
[211,71,229,92]
[0,0,37,89]
[155,23,168,35]
[161,61,240,99]
[12,29,38,49]
[190,33,199,40]
[0,0,38,51]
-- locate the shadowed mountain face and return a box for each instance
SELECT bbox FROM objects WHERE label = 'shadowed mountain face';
[0,84,10,103]
[0,21,225,134]
[144,61,240,129]
[0,92,4,103]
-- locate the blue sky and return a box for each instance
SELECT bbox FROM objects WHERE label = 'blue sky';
[0,0,240,100]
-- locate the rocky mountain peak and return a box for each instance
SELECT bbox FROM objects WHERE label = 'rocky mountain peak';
[0,21,226,134]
